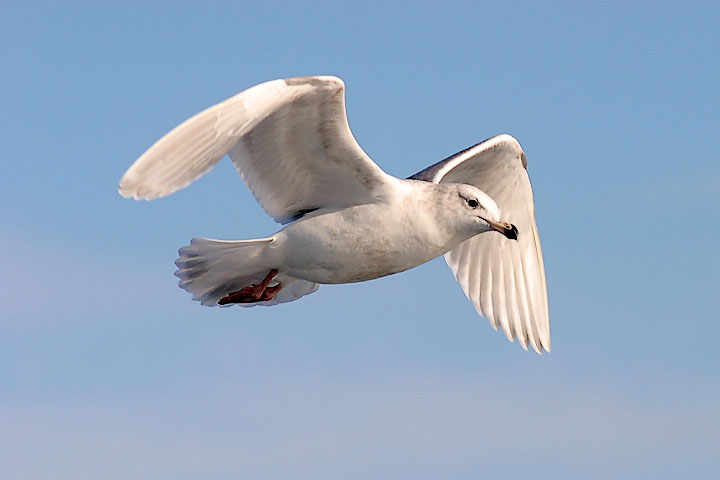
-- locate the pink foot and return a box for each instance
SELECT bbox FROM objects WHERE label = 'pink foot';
[218,269,282,305]
[252,269,278,299]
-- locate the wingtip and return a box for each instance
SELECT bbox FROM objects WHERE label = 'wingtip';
[117,175,166,201]
[118,182,133,199]
[117,183,146,201]
[533,337,551,355]
[118,172,139,199]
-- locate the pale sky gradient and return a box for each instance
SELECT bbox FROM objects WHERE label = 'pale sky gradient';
[2,2,719,479]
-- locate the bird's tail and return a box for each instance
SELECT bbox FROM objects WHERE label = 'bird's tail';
[174,237,319,307]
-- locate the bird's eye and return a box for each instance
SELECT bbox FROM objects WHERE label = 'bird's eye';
[467,199,479,208]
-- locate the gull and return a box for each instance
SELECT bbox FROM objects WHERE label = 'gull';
[119,76,550,353]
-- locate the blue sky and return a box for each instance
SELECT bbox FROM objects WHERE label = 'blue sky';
[2,1,719,478]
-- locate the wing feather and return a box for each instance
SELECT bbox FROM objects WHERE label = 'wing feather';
[119,76,395,223]
[416,134,550,353]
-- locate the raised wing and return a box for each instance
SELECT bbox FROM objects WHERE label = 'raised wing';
[119,76,395,223]
[410,134,550,353]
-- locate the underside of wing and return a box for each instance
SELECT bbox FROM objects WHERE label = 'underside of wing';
[225,77,395,222]
[410,135,550,353]
[119,76,394,223]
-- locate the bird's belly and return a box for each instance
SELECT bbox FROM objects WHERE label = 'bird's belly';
[276,205,452,284]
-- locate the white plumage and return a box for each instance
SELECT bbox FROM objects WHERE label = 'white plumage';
[120,75,550,353]
[409,136,549,352]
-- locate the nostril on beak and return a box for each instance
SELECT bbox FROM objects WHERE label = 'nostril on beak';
[504,224,518,240]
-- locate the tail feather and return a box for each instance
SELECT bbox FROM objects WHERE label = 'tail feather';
[174,237,319,307]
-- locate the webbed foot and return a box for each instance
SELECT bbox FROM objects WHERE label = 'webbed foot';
[218,269,281,305]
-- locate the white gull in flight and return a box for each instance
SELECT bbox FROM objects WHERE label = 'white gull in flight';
[119,76,550,353]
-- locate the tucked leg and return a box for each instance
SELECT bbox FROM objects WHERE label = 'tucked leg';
[217,286,255,305]
[252,269,278,299]
[259,283,282,301]
[218,269,281,305]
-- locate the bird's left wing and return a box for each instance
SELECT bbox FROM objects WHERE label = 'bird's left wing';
[119,76,396,223]
[410,134,550,353]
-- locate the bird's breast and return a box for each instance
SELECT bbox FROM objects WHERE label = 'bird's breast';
[276,202,461,284]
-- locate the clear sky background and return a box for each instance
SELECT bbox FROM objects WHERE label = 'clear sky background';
[2,2,719,479]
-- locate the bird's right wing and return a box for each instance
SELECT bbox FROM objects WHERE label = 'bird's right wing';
[410,135,550,353]
[119,76,396,223]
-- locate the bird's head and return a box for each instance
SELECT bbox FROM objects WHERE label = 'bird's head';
[445,183,518,241]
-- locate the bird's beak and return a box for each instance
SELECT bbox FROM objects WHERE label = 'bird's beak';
[486,219,519,241]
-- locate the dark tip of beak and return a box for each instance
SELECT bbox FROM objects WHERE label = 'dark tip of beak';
[504,224,518,241]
